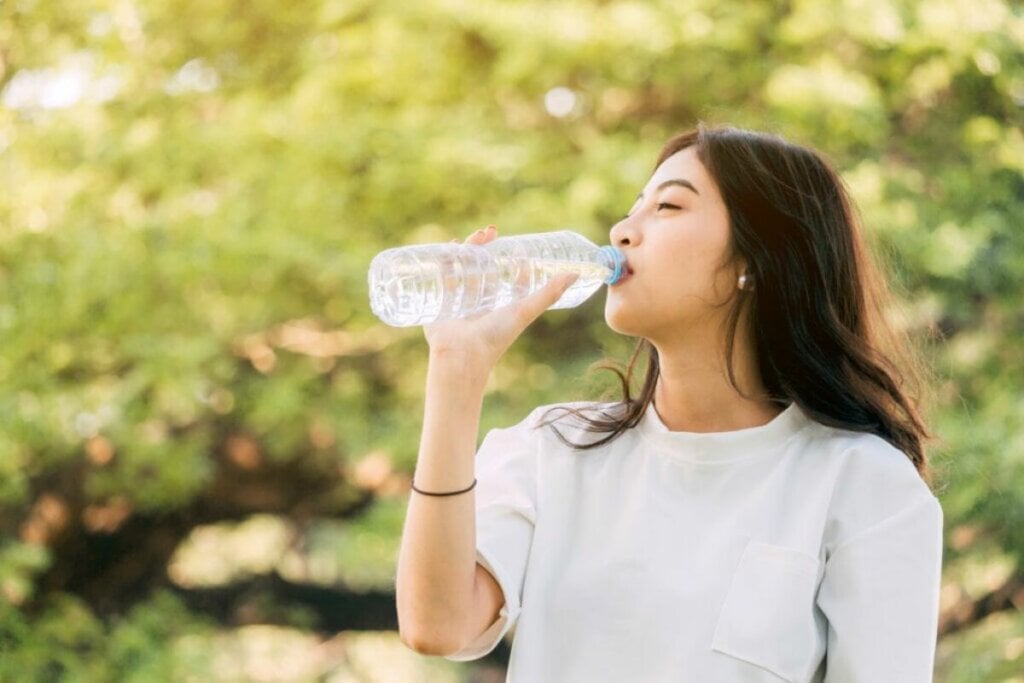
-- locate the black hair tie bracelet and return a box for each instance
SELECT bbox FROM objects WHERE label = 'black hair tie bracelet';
[411,478,477,497]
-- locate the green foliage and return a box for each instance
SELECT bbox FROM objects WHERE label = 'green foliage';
[0,541,49,605]
[306,498,408,591]
[1,0,1021,679]
[937,609,1024,681]
[0,591,213,682]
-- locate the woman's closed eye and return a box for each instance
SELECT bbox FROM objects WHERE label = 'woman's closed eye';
[623,202,682,219]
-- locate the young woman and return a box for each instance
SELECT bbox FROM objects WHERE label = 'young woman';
[396,125,944,682]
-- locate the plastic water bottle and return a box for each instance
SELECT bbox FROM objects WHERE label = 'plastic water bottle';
[368,230,627,327]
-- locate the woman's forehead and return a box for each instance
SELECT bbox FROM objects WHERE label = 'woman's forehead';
[644,147,709,194]
[653,147,701,179]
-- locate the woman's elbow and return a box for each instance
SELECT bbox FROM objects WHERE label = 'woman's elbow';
[399,627,463,657]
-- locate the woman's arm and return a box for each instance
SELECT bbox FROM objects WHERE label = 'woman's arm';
[817,495,944,682]
[394,224,577,655]
[395,353,490,655]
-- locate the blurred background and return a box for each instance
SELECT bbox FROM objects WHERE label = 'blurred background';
[0,0,1021,680]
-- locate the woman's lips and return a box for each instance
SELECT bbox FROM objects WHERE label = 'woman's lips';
[614,268,634,285]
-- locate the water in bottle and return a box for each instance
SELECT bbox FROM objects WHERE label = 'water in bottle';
[368,230,627,327]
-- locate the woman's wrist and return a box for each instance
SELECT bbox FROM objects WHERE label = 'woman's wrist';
[428,348,492,389]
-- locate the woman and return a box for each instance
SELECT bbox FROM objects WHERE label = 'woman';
[395,125,944,682]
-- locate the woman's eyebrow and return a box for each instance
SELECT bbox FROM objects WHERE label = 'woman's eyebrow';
[635,178,700,199]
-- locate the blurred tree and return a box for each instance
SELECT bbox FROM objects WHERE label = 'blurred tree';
[0,0,1021,679]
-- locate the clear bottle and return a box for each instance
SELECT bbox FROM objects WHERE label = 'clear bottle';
[368,230,627,327]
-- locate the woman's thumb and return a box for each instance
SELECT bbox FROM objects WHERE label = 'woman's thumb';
[513,273,578,325]
[539,272,579,307]
[556,272,579,290]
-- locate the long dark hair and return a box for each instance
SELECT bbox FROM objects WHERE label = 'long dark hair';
[540,125,937,488]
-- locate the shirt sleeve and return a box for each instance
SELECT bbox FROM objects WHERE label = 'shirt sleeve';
[443,407,542,662]
[816,494,944,683]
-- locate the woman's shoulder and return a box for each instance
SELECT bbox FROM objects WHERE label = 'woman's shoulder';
[796,421,942,555]
[801,419,918,474]
[797,417,936,511]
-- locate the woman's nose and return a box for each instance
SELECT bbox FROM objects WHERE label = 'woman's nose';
[609,217,640,247]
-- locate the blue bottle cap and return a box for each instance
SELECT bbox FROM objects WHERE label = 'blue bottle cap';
[599,245,626,285]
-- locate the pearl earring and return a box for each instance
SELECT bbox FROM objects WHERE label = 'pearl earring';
[738,273,753,290]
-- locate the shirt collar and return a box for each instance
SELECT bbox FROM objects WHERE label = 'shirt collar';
[636,399,811,465]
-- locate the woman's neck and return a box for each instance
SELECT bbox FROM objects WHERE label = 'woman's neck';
[649,321,781,433]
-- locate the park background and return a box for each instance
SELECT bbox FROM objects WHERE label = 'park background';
[1,0,1022,680]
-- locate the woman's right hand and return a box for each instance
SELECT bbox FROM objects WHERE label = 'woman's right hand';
[422,225,578,375]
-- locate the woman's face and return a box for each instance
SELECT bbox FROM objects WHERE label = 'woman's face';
[604,146,741,342]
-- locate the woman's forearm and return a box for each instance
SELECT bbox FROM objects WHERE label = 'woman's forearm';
[395,352,489,654]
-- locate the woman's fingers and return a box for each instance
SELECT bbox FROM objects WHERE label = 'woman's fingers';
[465,225,496,244]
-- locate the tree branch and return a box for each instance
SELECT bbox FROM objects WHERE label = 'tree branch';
[24,439,373,616]
[939,568,1024,636]
[170,573,512,665]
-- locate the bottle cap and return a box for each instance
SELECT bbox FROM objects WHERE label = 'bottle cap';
[599,246,626,285]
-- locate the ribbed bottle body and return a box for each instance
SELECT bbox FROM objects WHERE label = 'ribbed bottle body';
[368,230,623,327]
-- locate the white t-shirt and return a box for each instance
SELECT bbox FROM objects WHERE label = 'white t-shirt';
[443,399,944,683]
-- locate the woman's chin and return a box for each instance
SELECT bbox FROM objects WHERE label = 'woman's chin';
[604,303,641,336]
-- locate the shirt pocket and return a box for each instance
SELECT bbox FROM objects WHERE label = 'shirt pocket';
[711,539,825,683]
